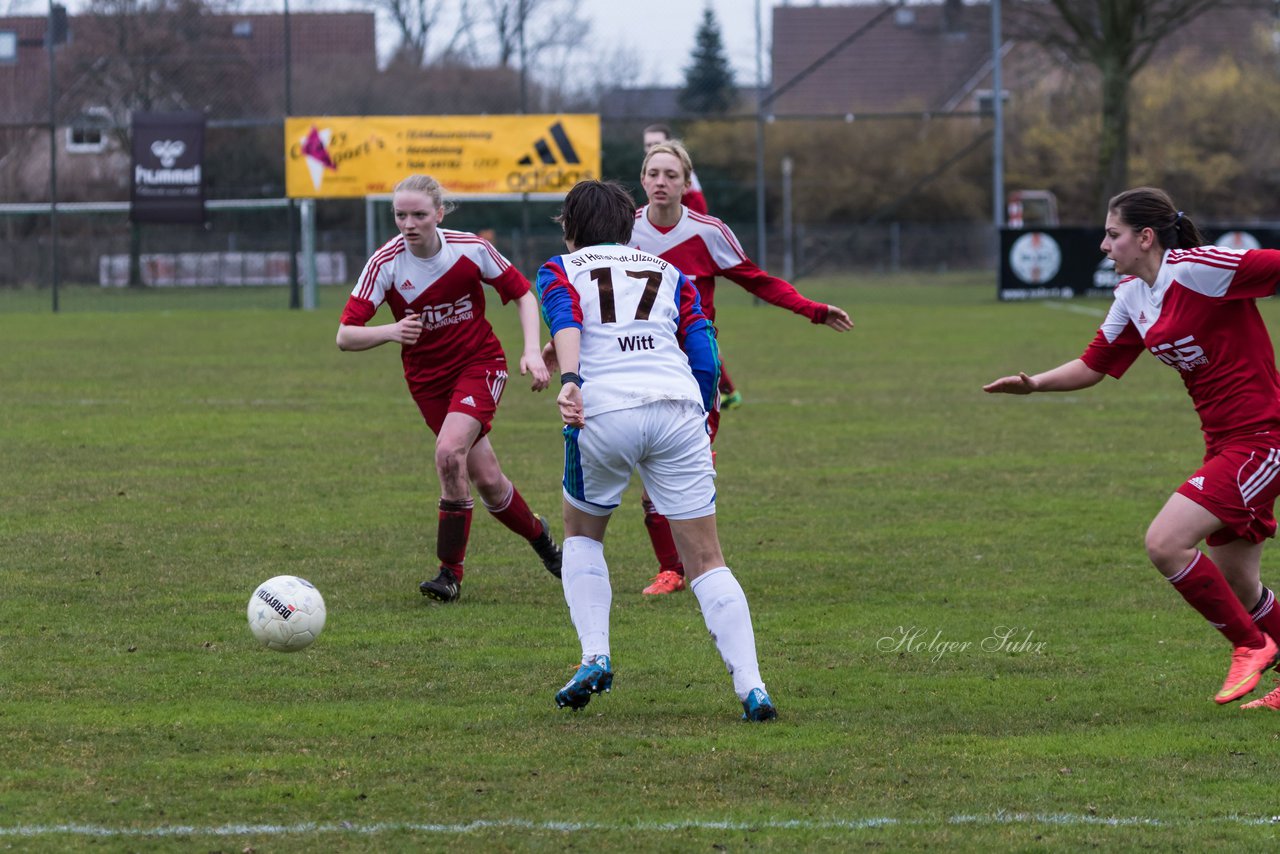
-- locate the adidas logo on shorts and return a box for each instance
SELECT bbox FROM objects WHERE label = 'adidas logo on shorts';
[460,395,477,407]
[1188,476,1205,490]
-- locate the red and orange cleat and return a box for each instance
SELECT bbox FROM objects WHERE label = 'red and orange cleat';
[1241,682,1280,710]
[642,569,686,596]
[1214,634,1278,704]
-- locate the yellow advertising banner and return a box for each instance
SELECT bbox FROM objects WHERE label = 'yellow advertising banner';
[284,114,600,199]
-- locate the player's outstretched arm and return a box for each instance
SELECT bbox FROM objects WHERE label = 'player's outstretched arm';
[514,292,550,391]
[823,305,853,332]
[983,358,1104,394]
[336,313,424,351]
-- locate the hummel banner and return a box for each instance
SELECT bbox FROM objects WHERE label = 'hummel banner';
[130,111,205,224]
[284,114,600,199]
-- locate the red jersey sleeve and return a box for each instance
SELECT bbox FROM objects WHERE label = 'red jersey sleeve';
[1080,325,1144,378]
[339,295,379,327]
[720,260,829,324]
[1226,249,1280,299]
[487,265,531,305]
[1078,290,1144,378]
[1166,246,1280,301]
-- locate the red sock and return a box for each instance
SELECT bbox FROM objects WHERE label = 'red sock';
[437,498,473,580]
[642,498,684,577]
[1169,552,1265,647]
[1250,587,1280,643]
[484,483,542,540]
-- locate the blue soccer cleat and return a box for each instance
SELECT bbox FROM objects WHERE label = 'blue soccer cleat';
[741,687,778,722]
[555,655,613,710]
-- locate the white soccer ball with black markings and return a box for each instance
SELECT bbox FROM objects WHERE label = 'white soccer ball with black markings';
[247,575,326,652]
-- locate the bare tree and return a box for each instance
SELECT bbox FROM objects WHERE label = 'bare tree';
[459,0,588,74]
[66,0,260,131]
[379,0,475,66]
[1013,0,1243,208]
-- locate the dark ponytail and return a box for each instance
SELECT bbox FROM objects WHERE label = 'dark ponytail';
[1108,187,1206,250]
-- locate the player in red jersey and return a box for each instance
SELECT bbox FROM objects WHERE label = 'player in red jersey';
[337,174,562,603]
[642,124,743,411]
[984,187,1280,708]
[630,140,853,595]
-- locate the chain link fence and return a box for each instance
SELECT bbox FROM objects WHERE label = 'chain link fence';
[1,2,1001,309]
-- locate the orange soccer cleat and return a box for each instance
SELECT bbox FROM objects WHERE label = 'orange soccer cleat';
[1241,682,1280,710]
[1214,635,1278,704]
[642,570,686,596]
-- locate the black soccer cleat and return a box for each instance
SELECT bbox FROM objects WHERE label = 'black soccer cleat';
[419,566,461,603]
[530,514,562,579]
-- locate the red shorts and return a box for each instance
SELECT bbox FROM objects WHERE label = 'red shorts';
[1176,434,1280,546]
[409,362,508,438]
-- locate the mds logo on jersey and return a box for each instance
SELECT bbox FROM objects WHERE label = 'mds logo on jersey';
[419,295,475,330]
[1151,335,1208,372]
[509,121,594,192]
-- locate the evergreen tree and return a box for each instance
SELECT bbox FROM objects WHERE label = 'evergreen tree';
[679,7,736,115]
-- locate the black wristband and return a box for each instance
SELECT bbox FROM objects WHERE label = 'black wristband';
[560,371,582,387]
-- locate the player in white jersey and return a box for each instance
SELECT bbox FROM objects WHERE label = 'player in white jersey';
[536,179,777,721]
[985,187,1280,708]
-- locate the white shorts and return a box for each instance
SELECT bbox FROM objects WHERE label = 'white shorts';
[562,399,715,520]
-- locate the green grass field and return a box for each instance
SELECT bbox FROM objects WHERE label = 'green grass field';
[4,275,1280,851]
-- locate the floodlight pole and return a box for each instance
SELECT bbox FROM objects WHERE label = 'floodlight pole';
[285,0,301,309]
[991,0,1005,230]
[518,0,531,272]
[754,0,767,268]
[47,0,59,312]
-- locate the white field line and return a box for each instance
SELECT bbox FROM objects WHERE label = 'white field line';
[1041,300,1108,317]
[2,814,1279,838]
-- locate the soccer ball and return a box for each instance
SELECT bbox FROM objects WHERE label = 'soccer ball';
[247,575,326,652]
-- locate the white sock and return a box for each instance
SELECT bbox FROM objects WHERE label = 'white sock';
[561,536,611,663]
[691,566,765,701]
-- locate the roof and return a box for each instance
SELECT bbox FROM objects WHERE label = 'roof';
[768,1,1278,117]
[770,2,995,115]
[0,11,376,124]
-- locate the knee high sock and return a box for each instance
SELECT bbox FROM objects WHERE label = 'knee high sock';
[482,481,542,540]
[1168,551,1265,647]
[642,498,684,576]
[437,498,473,579]
[1250,586,1280,643]
[561,536,611,662]
[691,566,765,700]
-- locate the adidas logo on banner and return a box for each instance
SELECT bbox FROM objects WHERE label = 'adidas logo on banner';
[518,121,581,166]
[1188,476,1205,490]
[460,396,477,407]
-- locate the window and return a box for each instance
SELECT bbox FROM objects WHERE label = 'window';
[66,107,112,154]
[0,31,17,65]
[232,20,252,38]
[975,89,1010,114]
